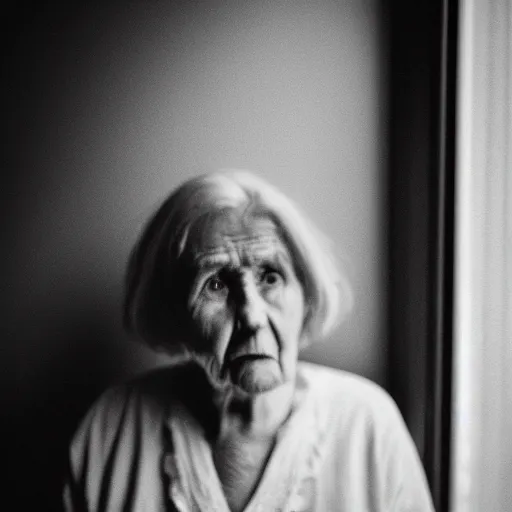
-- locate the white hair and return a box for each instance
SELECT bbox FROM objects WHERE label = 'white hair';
[123,170,352,354]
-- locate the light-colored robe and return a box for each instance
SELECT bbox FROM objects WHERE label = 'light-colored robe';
[64,362,435,511]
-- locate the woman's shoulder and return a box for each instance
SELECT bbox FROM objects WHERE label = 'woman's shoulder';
[296,365,433,510]
[298,361,404,427]
[65,366,185,509]
[87,365,179,414]
[299,361,391,398]
[69,365,190,453]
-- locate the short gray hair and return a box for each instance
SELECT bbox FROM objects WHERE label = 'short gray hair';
[123,170,352,354]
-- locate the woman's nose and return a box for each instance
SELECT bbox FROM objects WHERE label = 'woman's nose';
[236,280,266,332]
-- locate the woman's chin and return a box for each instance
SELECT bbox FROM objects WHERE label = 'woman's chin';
[229,359,282,394]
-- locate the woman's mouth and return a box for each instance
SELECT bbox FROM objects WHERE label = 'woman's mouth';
[229,353,273,363]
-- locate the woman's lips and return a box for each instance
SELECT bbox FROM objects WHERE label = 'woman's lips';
[226,336,279,363]
[228,353,274,364]
[221,353,275,380]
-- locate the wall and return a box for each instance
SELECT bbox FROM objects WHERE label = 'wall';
[6,1,387,507]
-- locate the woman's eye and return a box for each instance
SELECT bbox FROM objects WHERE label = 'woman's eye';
[260,269,282,286]
[205,276,227,294]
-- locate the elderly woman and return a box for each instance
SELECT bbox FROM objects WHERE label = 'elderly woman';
[64,171,434,511]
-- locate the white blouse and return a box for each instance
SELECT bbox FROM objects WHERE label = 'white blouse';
[64,362,435,512]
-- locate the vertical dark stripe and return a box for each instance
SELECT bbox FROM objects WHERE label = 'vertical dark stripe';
[423,0,458,511]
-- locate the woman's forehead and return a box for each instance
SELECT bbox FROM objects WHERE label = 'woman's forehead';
[185,208,287,260]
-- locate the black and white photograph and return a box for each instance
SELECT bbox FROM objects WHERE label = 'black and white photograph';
[6,1,511,511]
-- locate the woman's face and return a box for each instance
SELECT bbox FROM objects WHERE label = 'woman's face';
[184,209,305,394]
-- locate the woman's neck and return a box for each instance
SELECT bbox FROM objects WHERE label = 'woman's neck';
[178,363,296,442]
[214,379,296,440]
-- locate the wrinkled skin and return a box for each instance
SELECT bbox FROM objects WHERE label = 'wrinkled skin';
[184,208,305,396]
